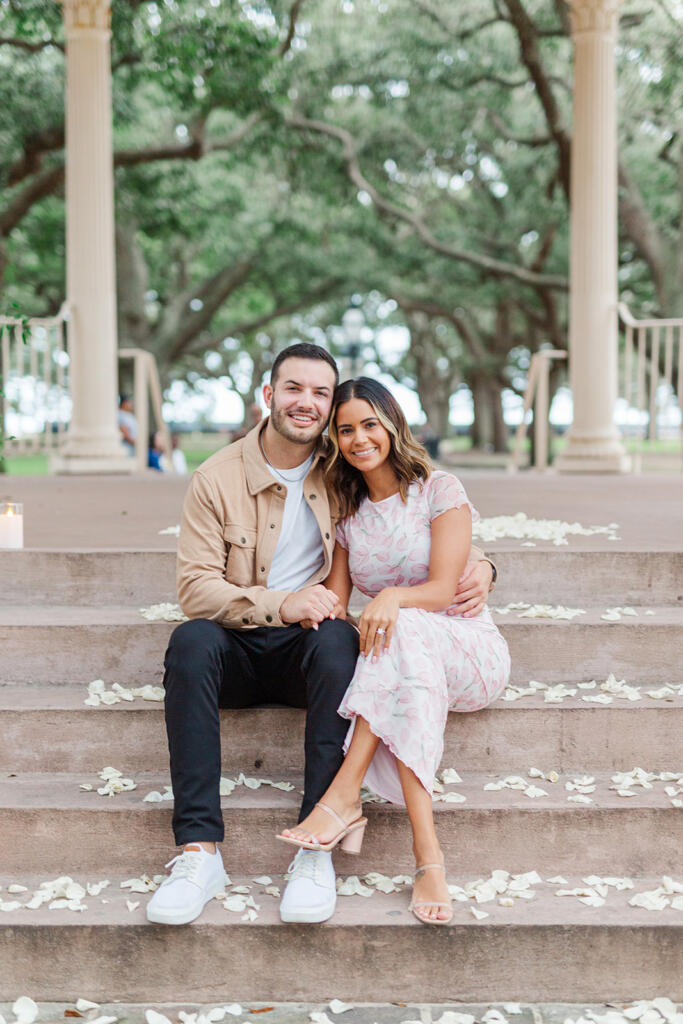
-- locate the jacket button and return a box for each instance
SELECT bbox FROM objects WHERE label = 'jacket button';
[260,566,265,573]
[309,493,316,500]
[266,614,273,623]
[240,537,246,544]
[270,523,276,529]
[276,485,282,491]
[325,532,330,539]
[242,617,249,624]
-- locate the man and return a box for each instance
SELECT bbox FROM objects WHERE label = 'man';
[118,394,137,456]
[146,343,495,926]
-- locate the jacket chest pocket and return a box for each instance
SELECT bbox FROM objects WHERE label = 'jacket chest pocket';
[224,525,258,586]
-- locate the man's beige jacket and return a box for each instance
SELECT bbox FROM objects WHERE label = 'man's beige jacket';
[177,420,489,630]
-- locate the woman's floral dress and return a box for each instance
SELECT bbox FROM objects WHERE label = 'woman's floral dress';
[336,471,510,806]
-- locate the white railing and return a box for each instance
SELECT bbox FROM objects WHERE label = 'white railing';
[0,303,71,454]
[618,302,682,445]
[0,306,173,471]
[509,349,567,472]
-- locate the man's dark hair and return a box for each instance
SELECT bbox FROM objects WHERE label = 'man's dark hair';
[270,343,339,388]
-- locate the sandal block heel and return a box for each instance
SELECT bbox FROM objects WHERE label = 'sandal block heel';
[340,820,366,855]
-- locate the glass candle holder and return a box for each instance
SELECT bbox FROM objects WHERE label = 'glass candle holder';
[0,502,23,549]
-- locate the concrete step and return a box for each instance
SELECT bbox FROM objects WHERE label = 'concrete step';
[1,605,682,685]
[6,1006,683,1024]
[1,872,681,1002]
[1,770,680,876]
[2,548,682,606]
[2,683,682,774]
[5,1005,682,1024]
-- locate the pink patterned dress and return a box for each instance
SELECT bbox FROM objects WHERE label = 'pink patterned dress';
[336,471,510,806]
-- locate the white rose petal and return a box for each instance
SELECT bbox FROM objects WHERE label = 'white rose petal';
[470,907,488,920]
[145,1013,173,1024]
[89,1017,118,1024]
[0,900,22,912]
[309,1014,334,1024]
[139,602,188,622]
[329,1000,355,1013]
[223,1006,243,1017]
[336,875,373,897]
[441,768,463,784]
[76,1000,100,1013]
[483,1011,510,1024]
[126,900,140,912]
[8,884,28,893]
[158,524,180,536]
[12,999,39,1024]
[435,1012,475,1024]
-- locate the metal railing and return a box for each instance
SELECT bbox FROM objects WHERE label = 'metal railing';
[509,349,567,472]
[0,302,71,455]
[618,302,682,446]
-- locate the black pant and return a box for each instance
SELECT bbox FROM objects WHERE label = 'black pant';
[163,617,360,846]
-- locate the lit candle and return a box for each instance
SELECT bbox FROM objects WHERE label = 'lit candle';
[0,502,23,549]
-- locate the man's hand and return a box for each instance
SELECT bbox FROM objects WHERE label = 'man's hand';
[280,585,339,629]
[300,601,347,631]
[447,560,493,618]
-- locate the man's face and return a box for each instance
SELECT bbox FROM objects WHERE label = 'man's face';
[263,357,336,446]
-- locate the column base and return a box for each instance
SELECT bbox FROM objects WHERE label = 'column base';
[555,433,631,474]
[50,451,136,475]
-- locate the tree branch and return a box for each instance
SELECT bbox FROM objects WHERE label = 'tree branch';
[0,36,64,53]
[0,164,64,235]
[287,113,568,290]
[279,0,305,56]
[500,0,571,200]
[183,279,343,360]
[489,111,552,148]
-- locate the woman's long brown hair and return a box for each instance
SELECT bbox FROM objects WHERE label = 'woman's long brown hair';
[326,377,432,520]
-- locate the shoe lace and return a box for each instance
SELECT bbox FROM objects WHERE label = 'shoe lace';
[287,852,325,884]
[164,850,203,884]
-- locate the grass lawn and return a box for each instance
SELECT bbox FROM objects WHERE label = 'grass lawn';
[1,435,680,476]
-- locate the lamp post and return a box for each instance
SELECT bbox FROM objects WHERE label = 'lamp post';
[340,307,365,380]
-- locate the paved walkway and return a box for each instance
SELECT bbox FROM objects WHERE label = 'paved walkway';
[2,468,681,550]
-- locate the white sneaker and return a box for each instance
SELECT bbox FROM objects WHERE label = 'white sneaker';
[279,849,336,924]
[146,844,226,925]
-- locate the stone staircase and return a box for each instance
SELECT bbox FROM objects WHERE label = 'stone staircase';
[0,546,681,1004]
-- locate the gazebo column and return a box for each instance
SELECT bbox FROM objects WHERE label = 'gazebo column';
[556,0,630,473]
[52,0,131,474]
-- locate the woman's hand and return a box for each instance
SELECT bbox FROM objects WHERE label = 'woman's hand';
[446,559,493,618]
[300,601,347,631]
[358,588,401,660]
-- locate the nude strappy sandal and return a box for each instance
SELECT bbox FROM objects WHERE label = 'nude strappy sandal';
[277,801,368,854]
[409,861,453,925]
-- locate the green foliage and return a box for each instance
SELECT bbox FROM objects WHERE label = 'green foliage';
[0,0,680,445]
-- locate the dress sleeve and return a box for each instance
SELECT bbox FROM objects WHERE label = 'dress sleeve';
[426,471,480,525]
[335,517,349,550]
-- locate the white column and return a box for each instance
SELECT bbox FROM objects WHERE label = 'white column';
[52,0,131,474]
[556,0,630,473]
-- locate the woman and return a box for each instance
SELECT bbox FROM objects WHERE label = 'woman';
[278,378,510,924]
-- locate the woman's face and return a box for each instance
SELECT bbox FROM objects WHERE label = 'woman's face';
[335,398,392,473]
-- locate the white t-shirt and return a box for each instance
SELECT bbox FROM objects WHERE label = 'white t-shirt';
[266,454,325,592]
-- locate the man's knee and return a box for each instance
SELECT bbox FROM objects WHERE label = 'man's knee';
[301,618,359,688]
[164,618,230,675]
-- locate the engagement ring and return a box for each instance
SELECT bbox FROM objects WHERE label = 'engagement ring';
[376,627,386,635]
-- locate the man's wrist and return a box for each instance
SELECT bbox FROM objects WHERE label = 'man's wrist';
[480,557,497,592]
